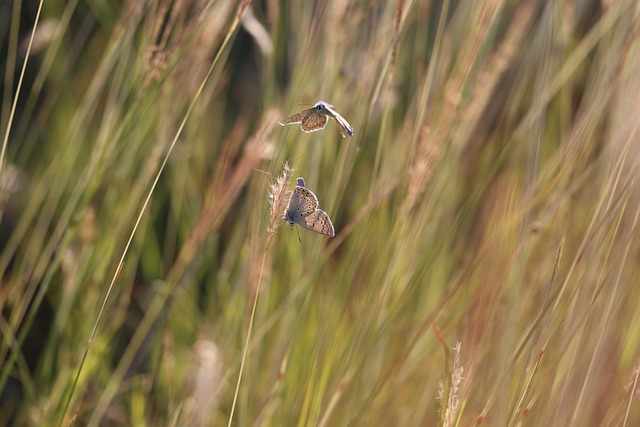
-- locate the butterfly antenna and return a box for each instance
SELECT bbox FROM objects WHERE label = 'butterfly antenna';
[296,226,302,243]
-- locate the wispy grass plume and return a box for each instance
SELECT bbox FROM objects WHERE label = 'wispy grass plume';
[267,161,293,236]
[228,162,293,427]
[437,342,466,427]
[182,340,224,426]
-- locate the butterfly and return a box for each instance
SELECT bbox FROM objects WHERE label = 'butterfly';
[284,177,335,237]
[278,101,354,138]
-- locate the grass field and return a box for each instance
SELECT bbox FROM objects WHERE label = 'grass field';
[2,0,640,426]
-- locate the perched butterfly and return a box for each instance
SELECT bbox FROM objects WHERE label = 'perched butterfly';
[278,101,354,138]
[284,178,335,237]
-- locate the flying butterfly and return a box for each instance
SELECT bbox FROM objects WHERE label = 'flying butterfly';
[278,101,354,138]
[284,178,335,237]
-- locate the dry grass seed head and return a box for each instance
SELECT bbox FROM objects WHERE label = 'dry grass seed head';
[183,339,224,426]
[268,162,294,236]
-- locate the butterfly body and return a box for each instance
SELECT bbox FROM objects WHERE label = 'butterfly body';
[284,178,335,237]
[279,101,354,138]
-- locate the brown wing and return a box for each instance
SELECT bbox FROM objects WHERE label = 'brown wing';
[278,107,315,126]
[301,111,328,133]
[325,104,354,137]
[284,186,318,225]
[278,112,305,126]
[294,187,319,213]
[301,210,335,237]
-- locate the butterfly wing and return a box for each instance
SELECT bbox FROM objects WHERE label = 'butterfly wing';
[301,111,328,133]
[278,107,314,126]
[279,107,328,133]
[278,112,304,126]
[301,209,335,237]
[285,185,335,237]
[324,104,354,137]
[294,187,319,212]
[284,186,318,225]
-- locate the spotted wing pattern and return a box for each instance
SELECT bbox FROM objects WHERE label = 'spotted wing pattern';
[324,103,354,137]
[300,110,328,132]
[278,109,309,126]
[278,105,333,134]
[284,185,335,237]
[285,186,318,225]
[302,210,335,237]
[278,107,328,133]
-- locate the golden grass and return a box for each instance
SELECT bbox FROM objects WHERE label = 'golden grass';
[1,0,640,426]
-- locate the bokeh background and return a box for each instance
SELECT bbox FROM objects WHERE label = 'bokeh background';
[2,0,640,425]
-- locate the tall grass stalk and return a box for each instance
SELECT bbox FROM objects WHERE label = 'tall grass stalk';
[3,1,640,426]
[227,162,293,427]
[0,0,43,198]
[60,1,254,424]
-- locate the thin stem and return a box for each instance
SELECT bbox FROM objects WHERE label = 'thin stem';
[59,1,253,424]
[0,0,44,200]
[227,236,272,427]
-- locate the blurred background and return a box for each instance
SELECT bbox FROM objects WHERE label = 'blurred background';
[1,0,640,425]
